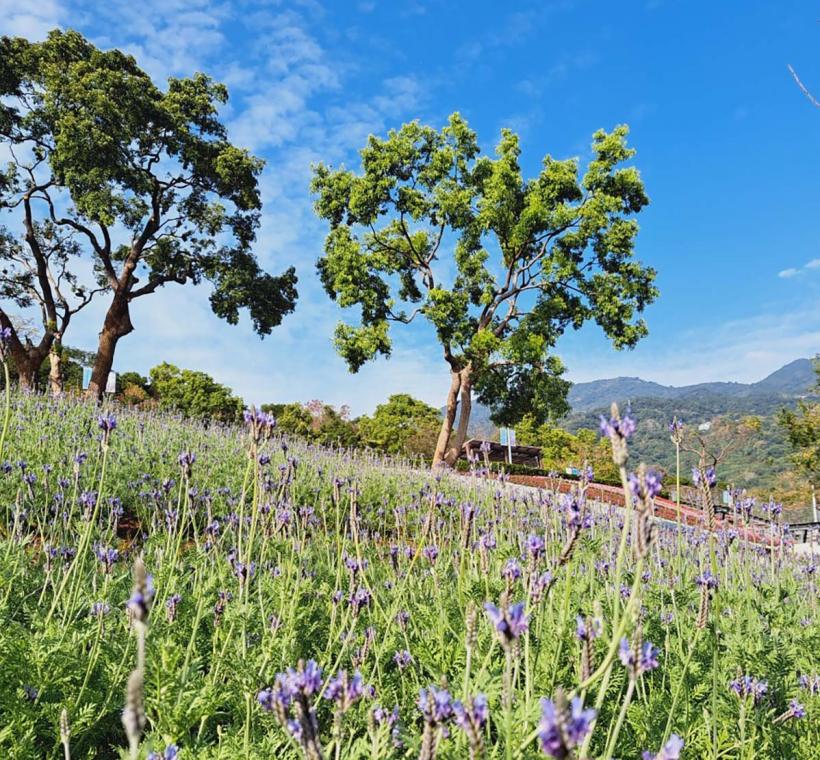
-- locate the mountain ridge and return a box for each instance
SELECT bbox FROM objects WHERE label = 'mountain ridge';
[566,358,815,411]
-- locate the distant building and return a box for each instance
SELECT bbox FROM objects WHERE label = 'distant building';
[461,438,542,468]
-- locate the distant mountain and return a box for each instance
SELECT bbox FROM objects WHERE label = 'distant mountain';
[750,358,817,395]
[566,358,815,412]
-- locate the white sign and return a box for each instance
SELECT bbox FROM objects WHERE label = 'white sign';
[82,367,92,390]
[499,427,516,446]
[105,371,117,394]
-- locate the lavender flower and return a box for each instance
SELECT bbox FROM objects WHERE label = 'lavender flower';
[619,637,659,678]
[642,734,684,760]
[166,593,182,623]
[575,615,602,642]
[484,600,528,644]
[526,534,545,559]
[538,693,595,758]
[417,685,453,724]
[393,649,414,669]
[453,693,488,731]
[692,466,716,488]
[98,414,117,445]
[94,545,119,573]
[288,659,323,696]
[599,411,636,440]
[695,571,719,590]
[422,545,439,564]
[453,694,488,756]
[147,746,178,760]
[90,601,111,617]
[629,469,663,501]
[798,673,819,695]
[502,558,522,581]
[373,704,400,727]
[324,669,365,711]
[729,675,768,704]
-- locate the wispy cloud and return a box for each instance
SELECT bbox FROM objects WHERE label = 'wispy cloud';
[0,0,65,39]
[560,303,819,388]
[778,257,820,279]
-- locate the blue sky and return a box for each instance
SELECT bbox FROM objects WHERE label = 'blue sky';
[2,0,819,414]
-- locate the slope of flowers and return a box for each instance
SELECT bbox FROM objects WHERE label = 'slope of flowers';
[0,393,817,759]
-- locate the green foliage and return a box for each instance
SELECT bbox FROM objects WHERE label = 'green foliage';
[564,396,805,503]
[516,416,620,481]
[261,402,313,437]
[308,402,361,448]
[357,393,441,455]
[261,400,361,448]
[312,114,657,428]
[117,370,150,394]
[148,362,242,422]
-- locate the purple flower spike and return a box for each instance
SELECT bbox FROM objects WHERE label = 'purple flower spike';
[538,694,595,757]
[292,659,323,696]
[526,534,545,559]
[98,413,117,433]
[418,685,453,724]
[325,669,365,712]
[484,600,528,645]
[600,408,636,440]
[729,675,768,704]
[642,734,684,760]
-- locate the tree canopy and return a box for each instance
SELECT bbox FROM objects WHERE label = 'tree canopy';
[357,393,442,455]
[148,362,242,422]
[312,114,657,463]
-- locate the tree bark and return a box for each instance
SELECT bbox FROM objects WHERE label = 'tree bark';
[48,340,64,396]
[432,365,473,467]
[15,353,43,392]
[87,295,133,400]
[0,312,51,391]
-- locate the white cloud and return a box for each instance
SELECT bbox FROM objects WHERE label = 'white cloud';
[0,0,64,39]
[777,257,820,278]
[559,303,820,388]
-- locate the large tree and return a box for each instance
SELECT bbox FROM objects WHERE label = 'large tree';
[312,114,657,465]
[0,30,297,398]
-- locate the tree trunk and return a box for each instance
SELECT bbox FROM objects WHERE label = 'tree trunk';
[49,341,64,396]
[87,295,133,401]
[0,311,51,392]
[432,365,473,467]
[15,354,41,392]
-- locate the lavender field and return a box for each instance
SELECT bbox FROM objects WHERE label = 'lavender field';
[0,392,815,759]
